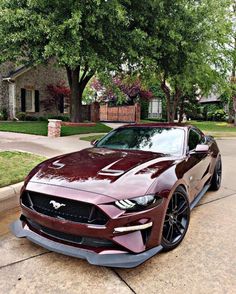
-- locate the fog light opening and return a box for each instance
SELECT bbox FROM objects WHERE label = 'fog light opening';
[114,222,153,233]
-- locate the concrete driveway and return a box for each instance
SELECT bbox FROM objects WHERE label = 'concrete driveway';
[0,139,236,294]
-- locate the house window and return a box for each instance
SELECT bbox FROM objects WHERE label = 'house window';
[148,98,162,119]
[64,97,70,114]
[25,89,35,112]
[21,88,40,113]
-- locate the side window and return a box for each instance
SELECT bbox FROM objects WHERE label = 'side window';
[188,129,203,151]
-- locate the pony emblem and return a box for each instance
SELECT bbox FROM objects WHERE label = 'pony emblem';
[49,200,66,210]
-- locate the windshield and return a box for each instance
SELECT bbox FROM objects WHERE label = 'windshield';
[96,127,185,155]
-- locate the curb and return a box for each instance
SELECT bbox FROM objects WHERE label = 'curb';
[0,182,23,213]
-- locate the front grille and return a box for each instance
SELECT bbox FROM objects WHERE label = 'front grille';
[26,218,117,248]
[21,191,109,225]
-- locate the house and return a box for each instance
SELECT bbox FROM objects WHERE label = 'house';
[0,60,68,120]
[199,92,222,105]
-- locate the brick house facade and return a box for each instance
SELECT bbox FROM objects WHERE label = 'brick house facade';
[0,60,68,119]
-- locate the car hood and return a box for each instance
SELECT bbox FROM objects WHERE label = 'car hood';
[29,148,177,200]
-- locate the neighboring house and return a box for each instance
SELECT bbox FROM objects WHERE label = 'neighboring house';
[0,60,68,119]
[199,92,222,105]
[148,98,162,119]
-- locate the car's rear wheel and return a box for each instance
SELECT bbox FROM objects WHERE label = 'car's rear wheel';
[209,157,222,191]
[161,186,190,251]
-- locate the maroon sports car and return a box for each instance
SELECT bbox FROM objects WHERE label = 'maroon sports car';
[11,123,222,268]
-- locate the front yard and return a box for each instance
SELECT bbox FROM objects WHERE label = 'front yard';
[0,151,46,188]
[80,120,236,142]
[0,121,112,136]
[140,120,236,137]
[190,121,236,136]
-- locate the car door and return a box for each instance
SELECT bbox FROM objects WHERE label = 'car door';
[185,128,211,201]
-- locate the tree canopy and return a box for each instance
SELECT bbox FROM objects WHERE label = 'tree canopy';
[126,0,233,121]
[0,0,139,121]
[0,0,234,122]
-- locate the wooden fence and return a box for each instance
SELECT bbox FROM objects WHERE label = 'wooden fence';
[100,104,140,123]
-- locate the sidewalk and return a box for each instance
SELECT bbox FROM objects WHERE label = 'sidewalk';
[0,131,95,157]
[0,123,124,157]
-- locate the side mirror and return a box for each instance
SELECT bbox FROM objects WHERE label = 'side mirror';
[195,144,209,153]
[91,139,98,146]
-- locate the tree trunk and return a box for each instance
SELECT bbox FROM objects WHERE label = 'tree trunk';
[66,65,94,122]
[178,97,184,123]
[160,80,182,123]
[173,88,182,123]
[70,68,81,122]
[233,91,236,126]
[161,80,173,123]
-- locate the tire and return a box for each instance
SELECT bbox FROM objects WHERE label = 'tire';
[209,157,222,191]
[161,186,190,251]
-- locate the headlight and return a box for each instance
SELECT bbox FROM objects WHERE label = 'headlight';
[115,195,162,211]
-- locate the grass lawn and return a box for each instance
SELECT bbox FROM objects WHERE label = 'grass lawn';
[0,151,46,188]
[141,120,236,136]
[190,121,236,135]
[0,121,112,136]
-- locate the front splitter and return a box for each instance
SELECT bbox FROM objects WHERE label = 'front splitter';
[11,220,163,268]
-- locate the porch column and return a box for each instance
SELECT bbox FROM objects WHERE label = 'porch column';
[8,82,16,120]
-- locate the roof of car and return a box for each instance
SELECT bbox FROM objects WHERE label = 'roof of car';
[120,123,193,129]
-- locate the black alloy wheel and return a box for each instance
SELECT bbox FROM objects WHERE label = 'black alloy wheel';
[161,186,190,251]
[210,157,222,191]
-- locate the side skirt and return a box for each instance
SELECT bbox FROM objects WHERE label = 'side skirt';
[190,184,210,210]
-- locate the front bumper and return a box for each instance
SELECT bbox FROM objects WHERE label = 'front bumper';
[11,219,163,268]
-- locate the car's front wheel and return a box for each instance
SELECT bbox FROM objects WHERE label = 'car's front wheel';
[209,157,222,191]
[161,186,190,251]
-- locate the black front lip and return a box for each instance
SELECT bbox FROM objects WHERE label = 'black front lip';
[11,219,163,268]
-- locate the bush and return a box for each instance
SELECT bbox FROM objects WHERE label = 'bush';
[16,112,26,121]
[208,109,226,121]
[25,115,38,121]
[16,113,71,122]
[38,116,48,121]
[0,108,8,120]
[47,114,70,121]
[140,99,149,119]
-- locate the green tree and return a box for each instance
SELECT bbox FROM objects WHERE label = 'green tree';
[231,2,236,125]
[0,0,137,122]
[130,0,232,122]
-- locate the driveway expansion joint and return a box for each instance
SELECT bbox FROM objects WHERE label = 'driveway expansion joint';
[196,192,236,208]
[111,269,136,294]
[0,251,51,270]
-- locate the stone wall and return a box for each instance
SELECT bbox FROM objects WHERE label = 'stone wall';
[15,60,68,116]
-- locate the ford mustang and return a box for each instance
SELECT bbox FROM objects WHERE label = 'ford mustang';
[11,123,222,268]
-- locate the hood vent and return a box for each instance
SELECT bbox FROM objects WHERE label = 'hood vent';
[98,168,125,177]
[98,159,125,176]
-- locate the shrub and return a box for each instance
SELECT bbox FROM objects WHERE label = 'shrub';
[0,108,8,120]
[25,115,38,121]
[47,114,70,121]
[16,112,26,121]
[38,116,48,121]
[208,109,226,121]
[140,99,149,119]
